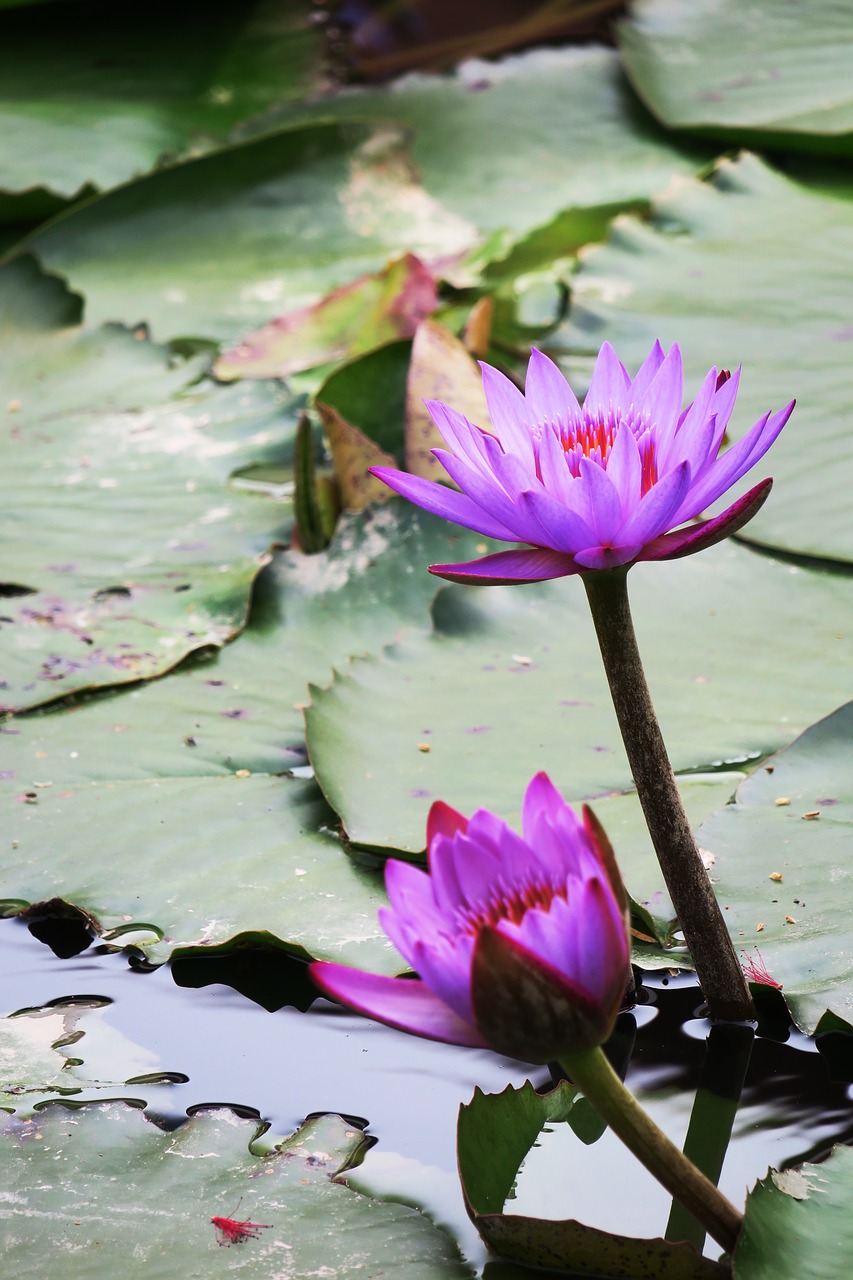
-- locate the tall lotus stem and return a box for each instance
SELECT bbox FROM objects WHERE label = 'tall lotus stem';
[583,568,754,1023]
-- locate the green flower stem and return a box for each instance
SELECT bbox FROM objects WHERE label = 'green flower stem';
[583,569,754,1023]
[665,1023,754,1250]
[561,1045,743,1255]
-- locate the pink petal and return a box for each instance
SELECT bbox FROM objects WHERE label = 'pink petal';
[682,400,793,516]
[577,456,623,541]
[427,800,468,846]
[426,400,493,468]
[311,963,488,1048]
[525,349,581,422]
[429,547,579,584]
[602,420,642,514]
[432,449,542,544]
[370,467,519,541]
[639,479,772,562]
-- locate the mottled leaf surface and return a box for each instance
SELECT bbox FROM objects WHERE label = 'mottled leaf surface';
[0,1104,471,1278]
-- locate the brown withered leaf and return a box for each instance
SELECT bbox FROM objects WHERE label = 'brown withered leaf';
[214,254,437,381]
[316,402,396,512]
[404,317,492,480]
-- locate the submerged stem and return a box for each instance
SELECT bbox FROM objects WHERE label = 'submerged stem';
[583,569,754,1023]
[562,1046,743,1256]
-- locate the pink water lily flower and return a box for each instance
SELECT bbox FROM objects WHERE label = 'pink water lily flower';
[311,773,631,1063]
[371,342,795,584]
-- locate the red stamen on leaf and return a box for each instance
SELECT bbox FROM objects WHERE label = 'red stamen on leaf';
[740,949,782,989]
[211,1202,272,1247]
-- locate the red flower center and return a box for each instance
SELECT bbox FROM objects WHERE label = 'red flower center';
[535,406,660,495]
[458,874,568,935]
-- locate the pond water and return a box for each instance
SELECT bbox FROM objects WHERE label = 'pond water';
[4,916,853,1273]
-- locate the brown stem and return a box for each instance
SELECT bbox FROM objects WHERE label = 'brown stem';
[583,569,754,1023]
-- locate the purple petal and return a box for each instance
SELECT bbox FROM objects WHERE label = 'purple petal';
[425,400,493,468]
[534,417,575,503]
[432,449,541,544]
[616,460,691,545]
[519,488,598,554]
[584,342,631,413]
[572,542,645,571]
[602,421,642,514]
[577,457,623,542]
[681,400,793,516]
[640,479,772,562]
[525,349,581,422]
[370,467,520,541]
[626,340,666,402]
[428,835,467,913]
[479,362,535,461]
[385,860,441,927]
[429,547,579,585]
[311,963,488,1048]
[636,345,684,444]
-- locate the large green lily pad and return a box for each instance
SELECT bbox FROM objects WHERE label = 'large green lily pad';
[2,773,395,970]
[237,46,712,275]
[458,1081,726,1279]
[1,999,172,1110]
[556,153,853,563]
[305,539,852,852]
[734,1145,853,1280]
[0,257,300,712]
[0,0,323,208]
[1,506,497,965]
[0,1103,471,1278]
[697,701,853,1035]
[16,120,477,344]
[618,0,853,154]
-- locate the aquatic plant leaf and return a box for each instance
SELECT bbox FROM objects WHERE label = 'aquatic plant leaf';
[305,540,852,855]
[0,259,299,712]
[458,1081,726,1279]
[17,121,477,344]
[697,701,853,1035]
[557,153,853,563]
[734,1144,853,1280]
[235,46,712,275]
[214,256,437,382]
[0,1104,470,1278]
[0,0,324,208]
[619,0,853,153]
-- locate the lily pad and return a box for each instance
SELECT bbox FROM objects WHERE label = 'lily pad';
[305,539,852,853]
[16,120,477,344]
[0,1103,471,1278]
[1,999,171,1110]
[2,772,396,970]
[0,0,324,207]
[556,152,853,563]
[696,701,853,1035]
[214,255,437,382]
[619,0,853,154]
[237,46,712,274]
[1,261,301,711]
[458,1081,725,1279]
[734,1144,853,1280]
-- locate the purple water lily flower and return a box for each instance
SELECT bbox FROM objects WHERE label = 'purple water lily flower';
[311,773,631,1063]
[371,342,795,584]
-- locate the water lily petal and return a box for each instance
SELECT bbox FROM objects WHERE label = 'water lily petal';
[636,343,684,447]
[311,964,488,1048]
[616,459,691,546]
[577,456,623,542]
[519,488,598,555]
[370,467,519,541]
[626,339,666,402]
[526,348,581,422]
[426,400,493,468]
[640,480,772,562]
[427,800,468,846]
[584,341,631,414]
[684,400,793,516]
[480,361,535,462]
[429,547,579,584]
[603,419,642,514]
